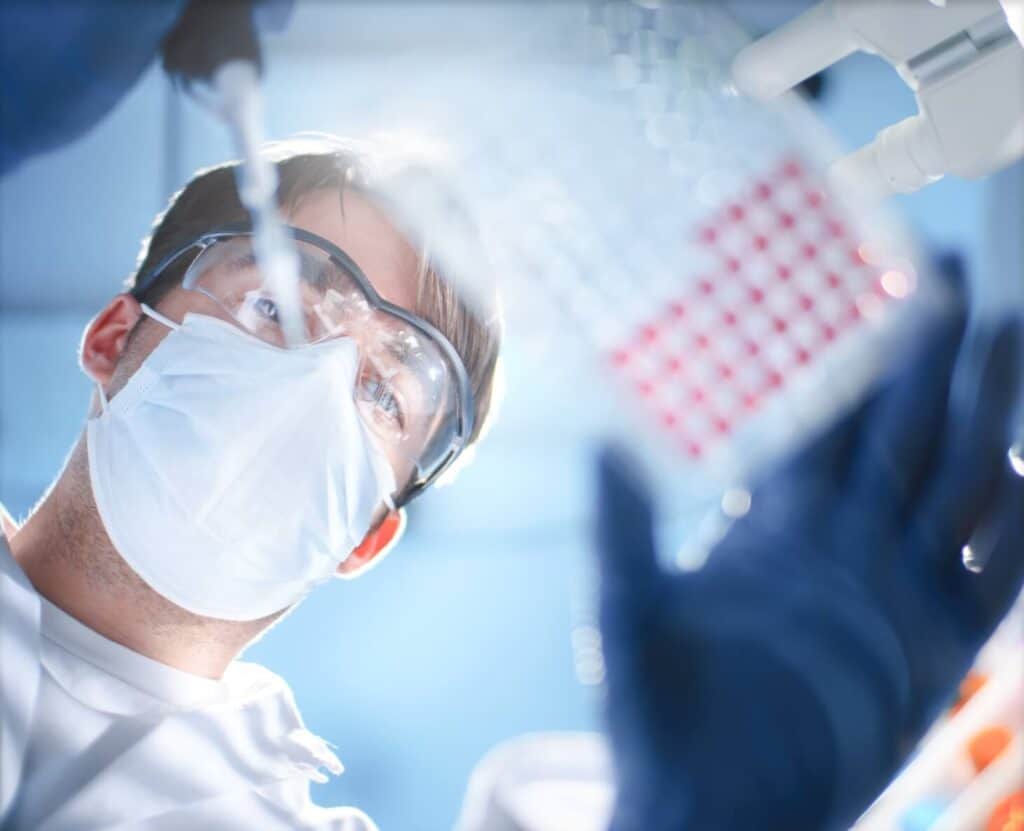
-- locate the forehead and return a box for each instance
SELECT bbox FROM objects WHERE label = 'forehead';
[284,188,419,310]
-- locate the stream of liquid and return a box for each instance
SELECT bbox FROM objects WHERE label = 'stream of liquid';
[213,61,307,347]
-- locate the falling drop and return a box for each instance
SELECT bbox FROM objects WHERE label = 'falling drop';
[962,544,985,574]
[1009,441,1024,478]
[721,487,752,518]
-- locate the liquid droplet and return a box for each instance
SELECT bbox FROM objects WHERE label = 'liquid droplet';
[721,487,751,518]
[962,544,985,574]
[1009,441,1024,478]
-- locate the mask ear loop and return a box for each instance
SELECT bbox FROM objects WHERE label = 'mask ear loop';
[96,383,110,414]
[96,304,181,415]
[140,304,182,331]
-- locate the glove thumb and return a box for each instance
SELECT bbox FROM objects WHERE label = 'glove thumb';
[595,444,663,612]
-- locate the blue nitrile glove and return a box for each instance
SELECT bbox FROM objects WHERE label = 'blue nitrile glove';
[596,283,1024,831]
[0,0,292,177]
[0,0,186,176]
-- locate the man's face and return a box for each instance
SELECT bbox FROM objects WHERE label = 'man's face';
[91,188,426,541]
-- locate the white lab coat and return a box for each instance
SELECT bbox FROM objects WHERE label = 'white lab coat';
[0,524,376,831]
[0,513,610,831]
[455,733,614,831]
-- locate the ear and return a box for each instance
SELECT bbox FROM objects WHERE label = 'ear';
[336,509,406,578]
[80,294,143,388]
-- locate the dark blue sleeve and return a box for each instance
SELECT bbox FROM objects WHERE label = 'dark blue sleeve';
[0,0,187,176]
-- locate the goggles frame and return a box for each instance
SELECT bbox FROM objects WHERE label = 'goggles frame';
[132,221,475,506]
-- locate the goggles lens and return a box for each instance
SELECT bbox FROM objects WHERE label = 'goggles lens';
[180,234,467,499]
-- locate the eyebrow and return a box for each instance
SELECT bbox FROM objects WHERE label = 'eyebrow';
[298,252,344,290]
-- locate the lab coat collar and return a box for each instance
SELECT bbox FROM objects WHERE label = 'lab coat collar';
[37,603,319,724]
[38,595,228,716]
[0,513,347,824]
[0,526,42,821]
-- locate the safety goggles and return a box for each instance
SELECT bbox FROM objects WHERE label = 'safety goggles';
[133,222,475,506]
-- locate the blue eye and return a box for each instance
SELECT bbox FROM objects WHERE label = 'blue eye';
[252,296,280,323]
[361,374,405,431]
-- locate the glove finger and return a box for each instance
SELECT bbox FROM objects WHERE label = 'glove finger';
[848,297,968,522]
[162,0,263,84]
[595,445,665,661]
[910,319,1024,558]
[594,445,672,748]
[595,444,663,605]
[950,462,1024,639]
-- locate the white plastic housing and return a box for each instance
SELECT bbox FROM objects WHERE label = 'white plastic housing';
[731,0,1024,197]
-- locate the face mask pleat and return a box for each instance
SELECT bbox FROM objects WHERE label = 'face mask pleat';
[87,311,397,621]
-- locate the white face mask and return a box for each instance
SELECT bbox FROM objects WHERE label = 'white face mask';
[86,306,397,621]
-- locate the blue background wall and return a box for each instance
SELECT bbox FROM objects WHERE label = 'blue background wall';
[0,3,1017,829]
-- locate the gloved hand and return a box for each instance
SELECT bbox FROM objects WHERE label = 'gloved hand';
[161,0,292,88]
[0,1,187,176]
[0,0,292,178]
[596,280,1024,831]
